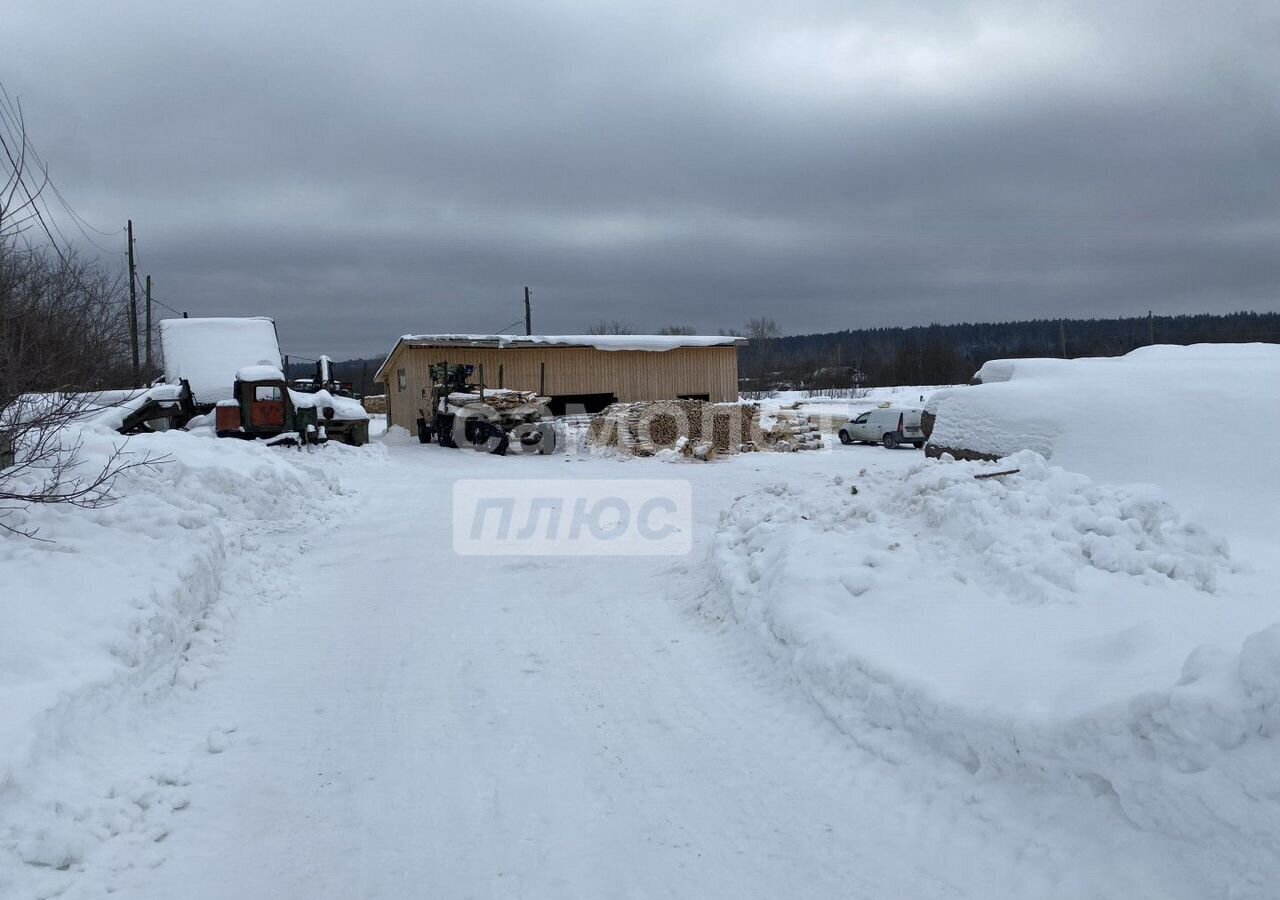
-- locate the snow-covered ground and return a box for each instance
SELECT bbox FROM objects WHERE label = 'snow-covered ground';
[2,354,1277,898]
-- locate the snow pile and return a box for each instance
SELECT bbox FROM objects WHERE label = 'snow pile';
[0,424,352,886]
[288,388,368,421]
[928,343,1280,538]
[160,317,281,404]
[898,452,1228,597]
[713,454,1279,894]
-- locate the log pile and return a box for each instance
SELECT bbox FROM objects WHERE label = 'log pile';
[447,389,545,412]
[361,395,387,414]
[588,400,762,457]
[588,400,826,457]
[763,413,825,452]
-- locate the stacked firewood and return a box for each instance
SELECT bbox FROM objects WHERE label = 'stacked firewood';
[588,400,763,456]
[447,389,545,412]
[763,413,825,452]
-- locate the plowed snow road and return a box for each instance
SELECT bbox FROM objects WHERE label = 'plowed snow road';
[43,441,1187,899]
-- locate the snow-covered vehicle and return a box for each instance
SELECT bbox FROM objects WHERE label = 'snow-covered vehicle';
[216,366,370,446]
[158,317,369,446]
[838,406,925,449]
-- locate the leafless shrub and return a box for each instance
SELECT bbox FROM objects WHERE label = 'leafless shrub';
[587,319,635,335]
[0,394,166,538]
[1,112,164,538]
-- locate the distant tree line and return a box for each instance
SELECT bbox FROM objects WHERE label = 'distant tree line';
[315,310,1280,398]
[740,311,1280,390]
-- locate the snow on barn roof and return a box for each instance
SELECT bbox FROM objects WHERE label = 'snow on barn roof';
[399,333,746,350]
[160,317,283,404]
[375,333,745,381]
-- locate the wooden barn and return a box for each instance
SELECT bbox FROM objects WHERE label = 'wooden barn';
[374,334,745,427]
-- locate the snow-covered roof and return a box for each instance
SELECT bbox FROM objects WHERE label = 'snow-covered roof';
[160,317,282,404]
[236,365,286,383]
[401,333,744,350]
[375,333,745,381]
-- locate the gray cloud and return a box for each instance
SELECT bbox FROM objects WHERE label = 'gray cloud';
[6,0,1279,357]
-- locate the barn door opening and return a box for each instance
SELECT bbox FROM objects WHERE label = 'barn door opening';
[547,393,616,415]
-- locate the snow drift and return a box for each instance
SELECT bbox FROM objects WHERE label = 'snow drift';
[0,423,359,890]
[713,453,1280,897]
[927,343,1280,539]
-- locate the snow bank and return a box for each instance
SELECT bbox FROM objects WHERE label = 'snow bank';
[929,344,1280,539]
[160,317,281,405]
[713,454,1280,895]
[0,425,351,860]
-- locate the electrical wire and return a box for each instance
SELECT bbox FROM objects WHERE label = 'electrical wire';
[0,82,125,255]
[0,84,194,331]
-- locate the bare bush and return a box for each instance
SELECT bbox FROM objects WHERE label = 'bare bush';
[587,319,635,335]
[1,112,164,538]
[0,394,165,537]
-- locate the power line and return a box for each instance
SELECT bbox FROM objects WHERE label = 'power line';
[0,82,125,255]
[0,128,73,272]
[148,292,184,317]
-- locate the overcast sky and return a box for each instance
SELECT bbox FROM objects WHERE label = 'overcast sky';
[6,0,1279,357]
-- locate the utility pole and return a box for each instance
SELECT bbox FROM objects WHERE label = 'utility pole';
[144,275,153,377]
[127,220,139,386]
[524,286,532,335]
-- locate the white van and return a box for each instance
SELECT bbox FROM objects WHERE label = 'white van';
[838,407,925,449]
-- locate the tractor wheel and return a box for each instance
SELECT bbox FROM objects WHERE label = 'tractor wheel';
[534,422,557,455]
[472,420,509,455]
[435,414,457,447]
[416,417,432,444]
[488,428,510,456]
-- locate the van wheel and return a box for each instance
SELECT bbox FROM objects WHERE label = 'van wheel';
[838,429,852,445]
[882,433,899,449]
[912,441,924,449]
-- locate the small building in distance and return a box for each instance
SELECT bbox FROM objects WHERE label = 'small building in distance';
[374,333,746,427]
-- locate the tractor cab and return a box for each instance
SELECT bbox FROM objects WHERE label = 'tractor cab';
[215,365,369,446]
[216,366,304,441]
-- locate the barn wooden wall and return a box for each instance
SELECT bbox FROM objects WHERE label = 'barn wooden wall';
[382,345,739,428]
